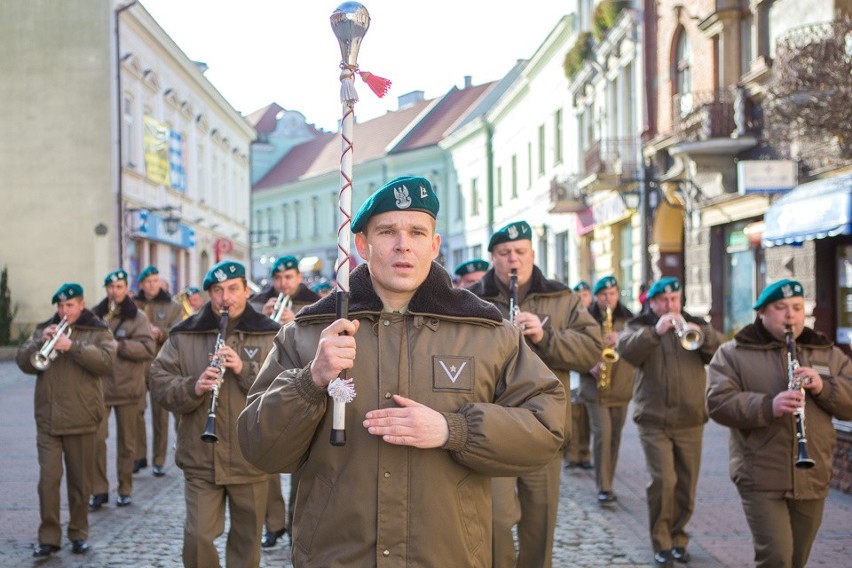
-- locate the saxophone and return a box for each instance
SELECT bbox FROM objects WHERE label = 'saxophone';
[597,305,619,391]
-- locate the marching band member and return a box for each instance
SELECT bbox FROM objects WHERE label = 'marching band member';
[150,261,280,568]
[453,258,489,288]
[17,283,115,557]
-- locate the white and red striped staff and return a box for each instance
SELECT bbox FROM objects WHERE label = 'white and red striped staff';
[328,2,390,446]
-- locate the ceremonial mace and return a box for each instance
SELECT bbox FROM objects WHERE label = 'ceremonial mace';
[328,2,390,446]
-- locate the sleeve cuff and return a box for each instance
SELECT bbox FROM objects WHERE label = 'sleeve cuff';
[294,366,331,405]
[441,412,468,452]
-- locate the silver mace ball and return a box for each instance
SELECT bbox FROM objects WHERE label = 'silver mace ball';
[330,2,370,68]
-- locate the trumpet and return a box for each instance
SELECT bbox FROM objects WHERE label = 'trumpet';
[175,290,194,318]
[785,325,816,469]
[201,308,229,443]
[106,299,120,321]
[31,316,71,371]
[270,293,292,323]
[672,315,704,351]
[598,305,619,391]
[508,269,520,325]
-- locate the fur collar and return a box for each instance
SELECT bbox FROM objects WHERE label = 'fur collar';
[253,282,320,305]
[42,309,108,330]
[137,288,172,303]
[170,302,280,334]
[468,265,569,300]
[589,302,634,323]
[298,262,503,323]
[734,317,833,349]
[92,295,138,320]
[629,310,705,327]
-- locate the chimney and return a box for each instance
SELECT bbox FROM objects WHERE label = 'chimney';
[464,75,472,89]
[398,90,425,110]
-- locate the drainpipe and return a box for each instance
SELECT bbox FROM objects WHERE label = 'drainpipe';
[115,0,139,268]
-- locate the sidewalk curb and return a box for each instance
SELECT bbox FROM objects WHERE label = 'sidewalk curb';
[0,347,17,361]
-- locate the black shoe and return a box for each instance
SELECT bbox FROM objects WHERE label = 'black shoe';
[597,491,617,504]
[579,460,594,470]
[88,493,108,511]
[672,547,691,563]
[71,540,90,554]
[132,458,148,473]
[116,494,132,507]
[33,544,60,558]
[152,465,166,477]
[654,550,674,566]
[261,528,287,548]
[564,461,578,469]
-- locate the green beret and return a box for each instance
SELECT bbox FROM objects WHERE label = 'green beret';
[185,286,200,295]
[488,220,532,252]
[312,280,333,294]
[572,280,590,292]
[454,259,489,277]
[137,265,159,283]
[271,255,299,275]
[753,279,804,310]
[646,276,680,300]
[202,261,246,291]
[351,175,439,233]
[104,269,128,286]
[593,276,618,295]
[52,282,84,304]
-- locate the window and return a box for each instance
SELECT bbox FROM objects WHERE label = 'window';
[281,204,290,240]
[553,109,563,165]
[527,142,533,188]
[294,201,301,239]
[471,178,479,216]
[312,196,319,237]
[740,11,753,74]
[455,183,463,221]
[122,94,135,167]
[538,124,546,175]
[496,166,503,207]
[511,155,518,198]
[674,27,692,114]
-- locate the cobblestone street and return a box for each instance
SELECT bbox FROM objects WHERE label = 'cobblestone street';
[1,358,850,567]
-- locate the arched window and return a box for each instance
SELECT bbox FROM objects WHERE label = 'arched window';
[674,27,692,115]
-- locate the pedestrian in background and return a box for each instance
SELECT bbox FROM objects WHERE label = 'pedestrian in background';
[564,279,594,471]
[90,270,156,511]
[238,176,566,567]
[16,283,115,557]
[469,221,601,568]
[133,265,184,477]
[580,275,634,505]
[707,279,852,568]
[151,260,280,568]
[617,276,721,566]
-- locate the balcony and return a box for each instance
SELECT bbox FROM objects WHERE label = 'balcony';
[579,137,641,192]
[549,175,587,213]
[671,90,736,142]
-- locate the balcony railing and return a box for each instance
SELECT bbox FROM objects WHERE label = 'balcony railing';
[583,137,641,179]
[549,175,587,213]
[671,90,736,141]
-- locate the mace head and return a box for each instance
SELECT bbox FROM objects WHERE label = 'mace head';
[330,2,370,68]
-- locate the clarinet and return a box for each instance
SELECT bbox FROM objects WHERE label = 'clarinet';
[508,269,520,324]
[785,324,815,469]
[201,307,229,443]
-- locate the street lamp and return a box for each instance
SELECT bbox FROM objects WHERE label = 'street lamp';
[126,205,183,235]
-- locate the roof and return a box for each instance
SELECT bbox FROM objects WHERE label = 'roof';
[244,103,284,134]
[392,82,494,153]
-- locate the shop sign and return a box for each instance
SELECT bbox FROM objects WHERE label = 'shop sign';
[592,193,628,226]
[737,160,797,195]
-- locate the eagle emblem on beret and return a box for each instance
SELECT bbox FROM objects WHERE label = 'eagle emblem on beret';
[782,284,793,298]
[394,186,412,209]
[508,225,519,239]
[58,293,67,301]
[214,269,227,282]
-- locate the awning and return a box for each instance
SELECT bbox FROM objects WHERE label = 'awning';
[763,174,852,247]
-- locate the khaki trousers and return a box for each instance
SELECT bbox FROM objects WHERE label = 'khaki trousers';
[36,429,95,545]
[586,403,628,493]
[492,455,562,568]
[739,491,825,568]
[183,476,267,568]
[265,474,287,533]
[564,401,591,463]
[94,403,137,496]
[637,424,704,552]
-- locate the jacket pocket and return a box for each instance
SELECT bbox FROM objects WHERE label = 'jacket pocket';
[457,474,486,555]
[293,473,334,561]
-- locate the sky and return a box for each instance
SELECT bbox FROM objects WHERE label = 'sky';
[140,0,573,132]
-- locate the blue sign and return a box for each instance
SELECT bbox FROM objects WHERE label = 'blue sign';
[131,210,195,249]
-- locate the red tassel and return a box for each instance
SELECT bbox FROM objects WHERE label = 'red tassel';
[358,71,392,98]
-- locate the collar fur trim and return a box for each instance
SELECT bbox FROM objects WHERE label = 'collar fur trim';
[469,265,569,300]
[171,302,281,334]
[92,296,138,320]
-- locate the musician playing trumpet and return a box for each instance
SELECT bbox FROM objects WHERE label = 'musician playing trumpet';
[707,279,852,568]
[250,255,320,325]
[617,276,721,566]
[150,261,280,568]
[16,283,115,557]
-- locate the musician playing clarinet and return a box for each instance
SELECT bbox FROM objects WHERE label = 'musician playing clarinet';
[238,176,567,567]
[150,261,280,568]
[707,279,852,568]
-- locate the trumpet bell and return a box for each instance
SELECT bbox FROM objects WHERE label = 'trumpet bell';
[30,352,51,371]
[678,328,704,351]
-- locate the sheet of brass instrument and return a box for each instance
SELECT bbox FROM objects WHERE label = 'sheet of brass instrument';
[598,306,619,391]
[31,316,71,371]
